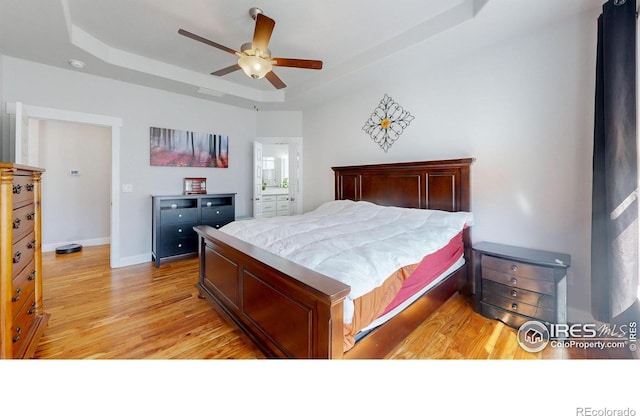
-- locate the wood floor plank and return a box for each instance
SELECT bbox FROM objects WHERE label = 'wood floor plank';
[32,245,634,360]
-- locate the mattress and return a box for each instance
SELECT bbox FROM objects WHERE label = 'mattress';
[219,199,473,349]
[345,231,465,351]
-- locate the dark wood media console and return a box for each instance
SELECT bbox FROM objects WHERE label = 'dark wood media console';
[194,159,474,358]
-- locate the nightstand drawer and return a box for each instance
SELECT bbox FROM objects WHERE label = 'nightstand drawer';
[482,279,554,309]
[481,293,555,322]
[482,268,554,295]
[482,255,555,282]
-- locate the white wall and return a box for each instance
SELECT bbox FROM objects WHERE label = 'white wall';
[38,120,111,251]
[257,111,302,137]
[1,55,257,264]
[302,10,598,321]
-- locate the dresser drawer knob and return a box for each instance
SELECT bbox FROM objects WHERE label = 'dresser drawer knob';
[206,202,212,207]
[14,327,22,342]
[511,290,518,297]
[511,265,518,272]
[510,277,517,285]
[178,214,182,218]
[26,212,35,220]
[178,228,183,233]
[25,183,34,192]
[28,270,36,281]
[511,303,518,311]
[13,184,22,194]
[13,251,21,264]
[27,301,36,315]
[13,218,21,229]
[216,210,220,214]
[27,239,37,249]
[12,288,22,302]
[178,243,182,248]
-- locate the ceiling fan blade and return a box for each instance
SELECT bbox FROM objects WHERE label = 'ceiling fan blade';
[265,71,286,89]
[211,64,241,76]
[252,13,275,52]
[178,28,238,55]
[272,58,323,70]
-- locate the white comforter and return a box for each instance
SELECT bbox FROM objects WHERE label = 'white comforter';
[220,200,473,324]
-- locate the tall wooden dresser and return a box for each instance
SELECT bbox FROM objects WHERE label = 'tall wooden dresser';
[1,164,49,359]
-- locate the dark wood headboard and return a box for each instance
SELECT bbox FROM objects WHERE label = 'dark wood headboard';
[332,158,474,212]
[332,158,475,295]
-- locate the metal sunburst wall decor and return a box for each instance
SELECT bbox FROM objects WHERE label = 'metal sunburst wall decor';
[362,94,414,152]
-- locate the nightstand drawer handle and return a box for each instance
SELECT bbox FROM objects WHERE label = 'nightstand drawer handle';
[25,183,34,192]
[206,202,212,207]
[511,290,518,297]
[178,228,183,233]
[13,251,22,264]
[12,288,22,302]
[28,270,36,281]
[13,218,21,229]
[511,265,518,272]
[178,243,182,248]
[510,277,517,285]
[178,214,182,218]
[26,212,35,220]
[27,239,37,249]
[511,303,518,311]
[13,184,22,194]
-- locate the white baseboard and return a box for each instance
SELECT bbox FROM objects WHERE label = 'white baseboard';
[43,237,110,253]
[116,253,152,268]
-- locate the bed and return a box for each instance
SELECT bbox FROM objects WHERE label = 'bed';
[194,158,474,358]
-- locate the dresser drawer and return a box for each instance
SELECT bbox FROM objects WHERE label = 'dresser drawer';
[160,207,198,224]
[160,236,198,257]
[481,268,554,295]
[276,201,290,211]
[11,258,36,317]
[481,291,555,322]
[201,205,234,222]
[12,203,36,243]
[161,223,197,241]
[12,230,36,278]
[11,175,36,208]
[276,195,289,202]
[11,291,37,358]
[263,202,276,212]
[481,279,554,310]
[262,195,277,203]
[482,255,555,282]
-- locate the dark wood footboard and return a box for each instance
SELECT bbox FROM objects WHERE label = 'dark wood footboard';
[194,225,350,358]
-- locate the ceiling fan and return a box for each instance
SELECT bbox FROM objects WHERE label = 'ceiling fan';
[178,7,323,89]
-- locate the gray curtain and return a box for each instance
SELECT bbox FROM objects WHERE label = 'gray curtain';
[591,0,638,323]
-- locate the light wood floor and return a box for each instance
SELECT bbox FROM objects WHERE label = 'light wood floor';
[34,245,634,359]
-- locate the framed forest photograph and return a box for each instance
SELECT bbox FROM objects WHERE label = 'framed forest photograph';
[150,126,229,168]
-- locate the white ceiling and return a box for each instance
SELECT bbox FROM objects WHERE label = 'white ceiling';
[0,0,604,110]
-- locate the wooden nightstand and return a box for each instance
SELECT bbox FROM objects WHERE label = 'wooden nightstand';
[473,242,570,329]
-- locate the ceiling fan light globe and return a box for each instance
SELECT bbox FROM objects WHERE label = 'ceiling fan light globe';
[238,55,272,79]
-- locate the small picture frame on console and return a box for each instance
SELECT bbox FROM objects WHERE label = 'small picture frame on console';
[183,177,207,194]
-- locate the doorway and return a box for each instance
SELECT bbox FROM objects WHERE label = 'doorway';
[255,137,303,217]
[7,102,123,268]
